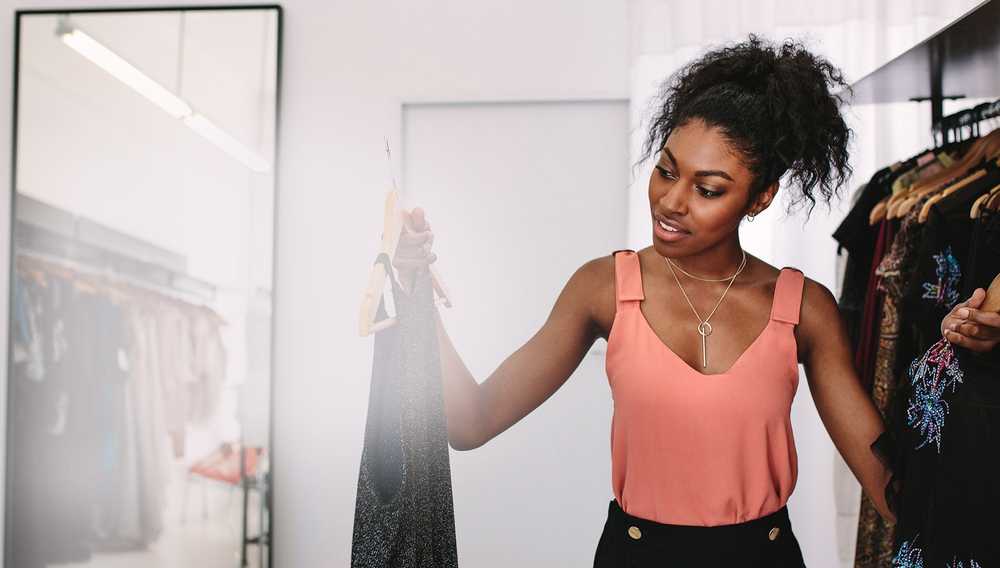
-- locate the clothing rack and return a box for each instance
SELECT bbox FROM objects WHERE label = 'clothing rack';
[13,193,216,303]
[933,98,1000,143]
[16,248,217,310]
[849,0,1000,131]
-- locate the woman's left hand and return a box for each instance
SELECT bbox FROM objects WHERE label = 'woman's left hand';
[941,288,1000,352]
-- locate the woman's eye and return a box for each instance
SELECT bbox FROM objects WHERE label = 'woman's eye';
[655,166,676,180]
[656,166,722,198]
[697,186,723,198]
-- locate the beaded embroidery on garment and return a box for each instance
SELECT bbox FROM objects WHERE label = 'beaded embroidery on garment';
[892,536,983,568]
[921,246,962,308]
[905,338,964,453]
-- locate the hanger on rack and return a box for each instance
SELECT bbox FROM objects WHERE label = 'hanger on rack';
[869,147,954,225]
[358,190,452,337]
[985,186,1000,214]
[970,179,1000,218]
[871,102,1000,225]
[894,130,1000,220]
[15,249,221,318]
[916,167,988,223]
[882,149,950,219]
[918,156,1000,223]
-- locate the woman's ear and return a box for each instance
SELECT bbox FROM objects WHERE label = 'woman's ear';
[749,181,779,215]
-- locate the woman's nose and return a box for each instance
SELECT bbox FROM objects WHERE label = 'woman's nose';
[659,182,688,215]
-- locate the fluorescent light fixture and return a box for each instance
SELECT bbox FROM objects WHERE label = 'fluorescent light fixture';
[183,114,270,173]
[57,21,271,173]
[59,27,192,119]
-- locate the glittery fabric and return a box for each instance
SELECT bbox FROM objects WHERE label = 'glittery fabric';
[351,255,459,568]
[892,538,925,568]
[920,247,962,308]
[885,191,1000,567]
[905,338,964,453]
[891,536,982,568]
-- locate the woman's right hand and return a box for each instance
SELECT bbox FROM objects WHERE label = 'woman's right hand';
[393,207,436,292]
[941,287,1000,352]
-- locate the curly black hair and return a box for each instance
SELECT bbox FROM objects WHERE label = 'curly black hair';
[637,34,853,216]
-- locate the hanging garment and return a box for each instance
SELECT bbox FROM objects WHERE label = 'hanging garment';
[834,167,894,359]
[875,172,1000,567]
[351,253,459,568]
[856,195,932,568]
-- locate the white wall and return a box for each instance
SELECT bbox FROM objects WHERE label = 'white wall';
[404,100,628,567]
[0,1,630,566]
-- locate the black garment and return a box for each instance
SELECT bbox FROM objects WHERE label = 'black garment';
[897,164,1000,385]
[593,499,806,567]
[833,167,894,352]
[875,167,1000,567]
[835,141,973,356]
[9,276,96,567]
[351,254,459,568]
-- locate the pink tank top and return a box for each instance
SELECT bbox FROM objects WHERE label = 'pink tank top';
[606,249,803,526]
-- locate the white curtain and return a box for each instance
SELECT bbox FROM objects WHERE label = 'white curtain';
[624,2,983,567]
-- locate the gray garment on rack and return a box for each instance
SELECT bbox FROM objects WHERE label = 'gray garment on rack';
[351,254,459,568]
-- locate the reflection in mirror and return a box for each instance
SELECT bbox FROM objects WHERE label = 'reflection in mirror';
[7,7,280,567]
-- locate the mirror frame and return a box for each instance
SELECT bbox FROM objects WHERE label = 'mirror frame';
[5,5,283,567]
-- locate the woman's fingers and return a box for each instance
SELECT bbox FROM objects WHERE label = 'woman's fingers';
[399,228,432,247]
[950,320,997,340]
[392,254,436,271]
[943,329,998,352]
[408,207,428,231]
[954,306,1000,329]
[393,207,436,275]
[965,287,987,309]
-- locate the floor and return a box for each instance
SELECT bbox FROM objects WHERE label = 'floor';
[65,462,268,568]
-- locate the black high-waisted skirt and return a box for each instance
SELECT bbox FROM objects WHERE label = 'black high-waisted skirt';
[593,499,807,567]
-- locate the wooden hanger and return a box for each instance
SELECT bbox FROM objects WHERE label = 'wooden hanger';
[971,181,1000,219]
[869,198,890,225]
[917,168,988,223]
[986,187,1000,212]
[870,150,943,224]
[358,191,452,336]
[890,130,1000,220]
[886,151,943,217]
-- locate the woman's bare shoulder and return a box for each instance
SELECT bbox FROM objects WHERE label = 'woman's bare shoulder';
[565,251,622,338]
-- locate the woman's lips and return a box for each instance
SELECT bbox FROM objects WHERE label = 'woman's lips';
[654,215,690,242]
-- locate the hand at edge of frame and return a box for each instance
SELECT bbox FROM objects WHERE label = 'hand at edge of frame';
[941,288,1000,352]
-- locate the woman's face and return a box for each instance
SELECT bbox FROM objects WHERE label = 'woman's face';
[648,118,774,257]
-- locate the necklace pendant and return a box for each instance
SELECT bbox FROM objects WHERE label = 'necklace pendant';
[696,321,713,369]
[701,333,708,368]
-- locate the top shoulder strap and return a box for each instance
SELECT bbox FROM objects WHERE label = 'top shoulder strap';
[612,249,644,303]
[770,267,804,324]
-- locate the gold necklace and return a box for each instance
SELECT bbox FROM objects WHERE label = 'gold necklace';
[663,251,748,368]
[665,250,747,282]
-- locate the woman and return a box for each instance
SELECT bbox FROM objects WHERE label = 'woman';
[390,36,999,567]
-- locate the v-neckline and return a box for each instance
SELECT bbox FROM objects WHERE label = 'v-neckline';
[634,263,782,377]
[635,310,775,377]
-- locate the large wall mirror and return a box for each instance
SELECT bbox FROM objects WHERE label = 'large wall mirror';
[7,6,280,567]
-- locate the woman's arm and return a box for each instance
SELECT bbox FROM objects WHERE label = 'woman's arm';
[435,257,607,451]
[797,278,896,523]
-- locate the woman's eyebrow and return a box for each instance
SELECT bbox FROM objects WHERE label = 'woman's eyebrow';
[663,147,734,181]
